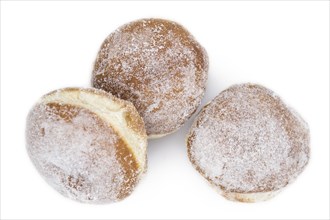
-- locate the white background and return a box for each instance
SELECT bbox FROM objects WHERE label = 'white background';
[1,1,329,219]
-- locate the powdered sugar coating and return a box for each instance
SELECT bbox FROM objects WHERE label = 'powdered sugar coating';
[26,88,147,203]
[187,83,310,195]
[92,18,208,136]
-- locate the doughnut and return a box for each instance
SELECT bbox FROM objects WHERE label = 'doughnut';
[26,88,147,203]
[92,18,209,138]
[187,83,310,202]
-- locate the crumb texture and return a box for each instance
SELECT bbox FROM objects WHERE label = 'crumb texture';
[187,83,310,194]
[93,18,208,136]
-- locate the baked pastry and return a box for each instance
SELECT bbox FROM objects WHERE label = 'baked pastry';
[92,18,208,138]
[26,88,147,203]
[186,83,310,202]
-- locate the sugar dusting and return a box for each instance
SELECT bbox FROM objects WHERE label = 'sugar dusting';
[187,83,310,193]
[26,101,136,203]
[93,18,208,136]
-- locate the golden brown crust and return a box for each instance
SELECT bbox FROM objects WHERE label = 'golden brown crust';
[114,137,139,199]
[187,83,310,201]
[92,18,208,137]
[46,103,79,123]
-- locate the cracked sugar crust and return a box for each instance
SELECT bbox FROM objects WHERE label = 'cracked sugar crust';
[187,83,310,194]
[26,88,147,203]
[92,18,208,137]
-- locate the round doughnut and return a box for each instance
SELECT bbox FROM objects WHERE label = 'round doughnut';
[26,88,147,203]
[187,83,310,202]
[92,18,208,138]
